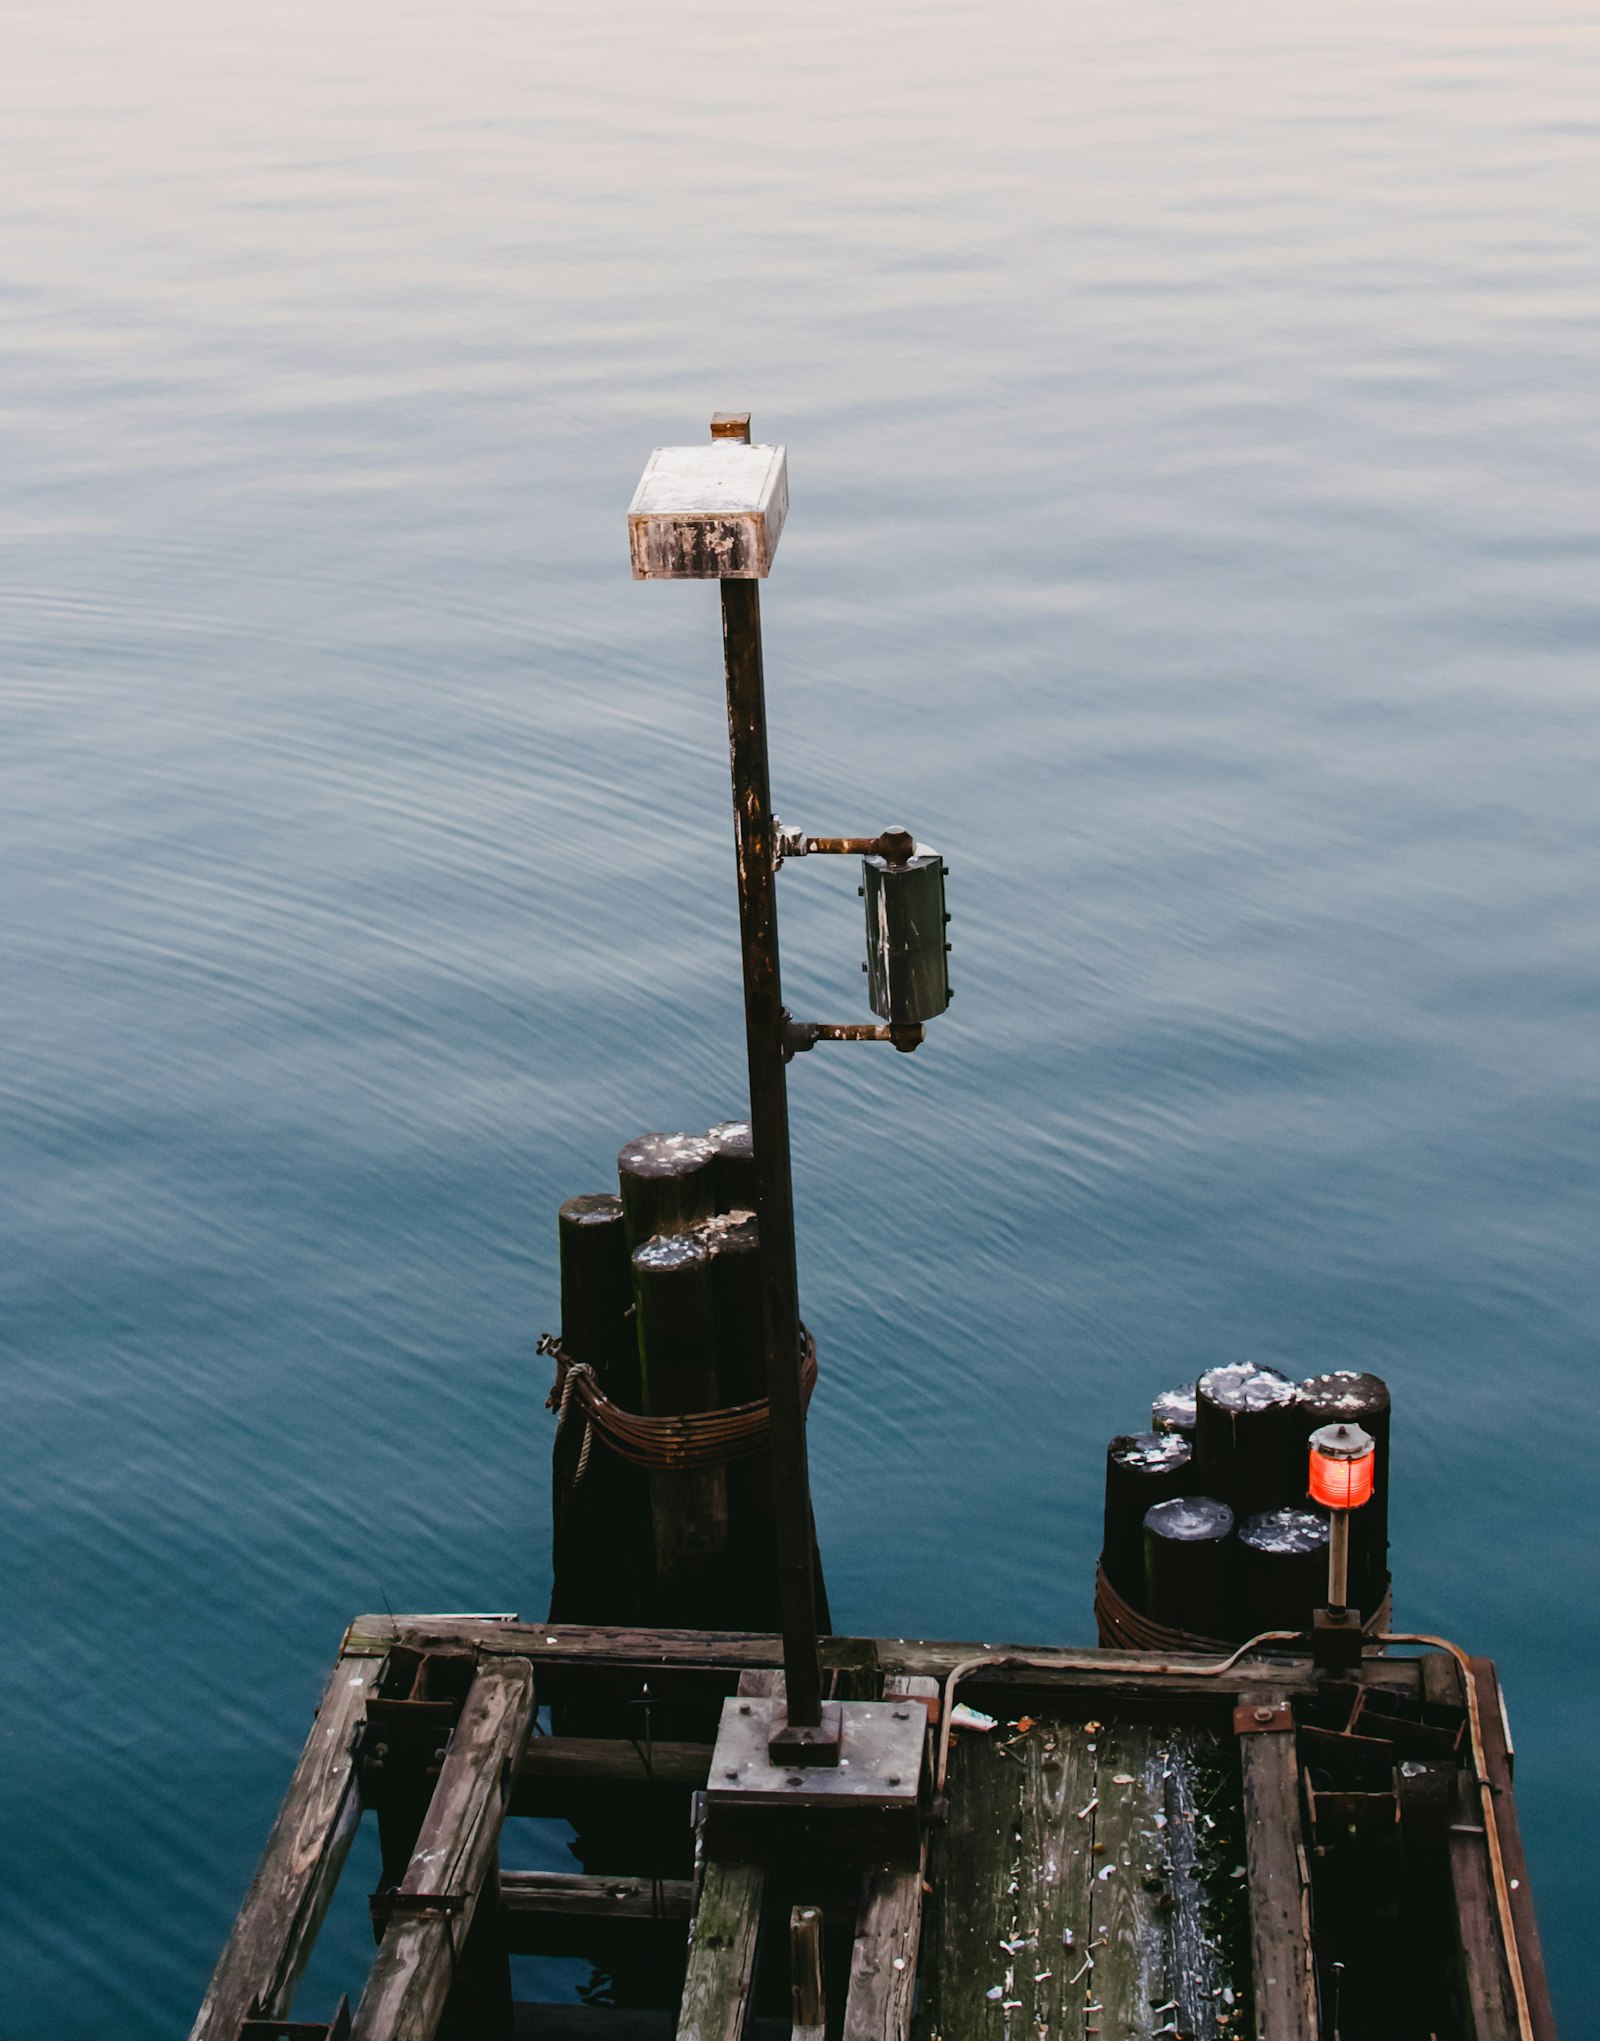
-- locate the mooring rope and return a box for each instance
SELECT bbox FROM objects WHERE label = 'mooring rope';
[542,1327,818,1490]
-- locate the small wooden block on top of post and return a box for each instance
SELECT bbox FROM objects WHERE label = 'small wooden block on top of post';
[627,419,787,580]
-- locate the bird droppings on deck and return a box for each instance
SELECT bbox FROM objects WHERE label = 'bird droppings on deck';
[926,1707,1251,2041]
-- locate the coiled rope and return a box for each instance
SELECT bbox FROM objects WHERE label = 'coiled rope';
[542,1327,818,1491]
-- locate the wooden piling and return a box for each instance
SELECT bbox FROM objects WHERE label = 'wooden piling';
[707,1119,758,1212]
[1235,1508,1329,1635]
[1101,1431,1193,1605]
[561,1193,640,1407]
[632,1231,728,1580]
[550,1194,654,1629]
[1143,1494,1234,1636]
[618,1133,719,1249]
[1195,1362,1302,1517]
[701,1210,764,1404]
[1151,1382,1198,1438]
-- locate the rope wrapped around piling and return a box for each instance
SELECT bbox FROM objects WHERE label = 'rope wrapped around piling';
[543,1327,818,1480]
[1093,1558,1391,1654]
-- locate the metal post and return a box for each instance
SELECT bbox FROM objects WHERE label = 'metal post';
[1328,1510,1350,1611]
[718,570,827,1738]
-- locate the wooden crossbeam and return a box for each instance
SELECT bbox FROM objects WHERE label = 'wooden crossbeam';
[343,1616,1426,1702]
[512,1735,713,1809]
[1237,1699,1318,2041]
[499,1870,693,1957]
[841,1676,936,2041]
[349,1658,536,2041]
[501,1870,695,1922]
[190,1656,378,2040]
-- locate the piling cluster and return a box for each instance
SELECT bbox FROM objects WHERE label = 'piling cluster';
[550,1122,807,1632]
[1099,1364,1391,1644]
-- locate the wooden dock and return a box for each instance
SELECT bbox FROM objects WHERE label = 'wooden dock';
[192,1614,1554,2041]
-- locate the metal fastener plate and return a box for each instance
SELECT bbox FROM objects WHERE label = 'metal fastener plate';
[706,1697,925,1810]
[1233,1700,1294,1735]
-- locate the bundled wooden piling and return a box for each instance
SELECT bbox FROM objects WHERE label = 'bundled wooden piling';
[1151,1383,1198,1439]
[699,1209,764,1404]
[706,1118,757,1212]
[617,1131,719,1246]
[559,1193,639,1407]
[550,1119,826,1637]
[1102,1432,1193,1604]
[1195,1362,1302,1516]
[1143,1495,1233,1636]
[1298,1370,1390,1613]
[550,1193,654,1626]
[631,1230,728,1581]
[1236,1507,1329,1635]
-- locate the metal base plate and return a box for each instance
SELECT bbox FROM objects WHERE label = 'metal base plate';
[706,1697,926,1812]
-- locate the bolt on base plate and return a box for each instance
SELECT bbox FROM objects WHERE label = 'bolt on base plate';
[706,1697,926,1811]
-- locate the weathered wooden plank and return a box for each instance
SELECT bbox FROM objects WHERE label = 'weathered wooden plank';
[675,1666,773,2041]
[1468,1658,1555,2041]
[501,1871,695,1922]
[345,1616,1420,1702]
[677,1860,766,2041]
[512,2008,789,2041]
[350,1658,536,2041]
[190,1655,377,2038]
[841,1676,936,2041]
[790,1904,826,2041]
[1088,1720,1242,2041]
[512,1735,713,1806]
[1085,1719,1150,2041]
[1448,1769,1518,2041]
[1238,1707,1317,2041]
[926,1704,1096,2041]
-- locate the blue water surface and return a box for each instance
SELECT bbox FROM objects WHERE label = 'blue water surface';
[2,3,1596,2031]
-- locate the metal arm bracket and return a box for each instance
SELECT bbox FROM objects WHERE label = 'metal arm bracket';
[781,1011,923,1059]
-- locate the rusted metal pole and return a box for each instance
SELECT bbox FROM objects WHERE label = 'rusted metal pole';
[718,568,825,1733]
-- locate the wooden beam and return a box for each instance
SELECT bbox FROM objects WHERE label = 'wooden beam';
[501,1871,695,1923]
[676,1670,775,2041]
[344,1616,1421,1702]
[190,1656,377,2039]
[512,1735,713,1809]
[676,1860,765,2041]
[1467,1658,1556,2041]
[841,1677,935,2041]
[789,1905,825,2041]
[1448,1769,1518,2041]
[350,1658,536,2041]
[1237,1702,1318,2041]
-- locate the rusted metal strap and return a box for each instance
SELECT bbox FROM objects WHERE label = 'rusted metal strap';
[368,1890,469,1930]
[1234,1700,1294,1735]
[1095,1559,1393,1656]
[544,1327,818,1472]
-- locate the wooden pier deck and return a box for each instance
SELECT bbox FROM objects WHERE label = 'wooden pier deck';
[193,1615,1554,2041]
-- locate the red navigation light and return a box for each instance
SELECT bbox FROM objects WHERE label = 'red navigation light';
[1308,1421,1376,1511]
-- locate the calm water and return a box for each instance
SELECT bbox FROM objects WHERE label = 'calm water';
[4,2,1597,2029]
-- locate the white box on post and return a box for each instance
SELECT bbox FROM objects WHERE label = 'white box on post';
[627,438,788,580]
